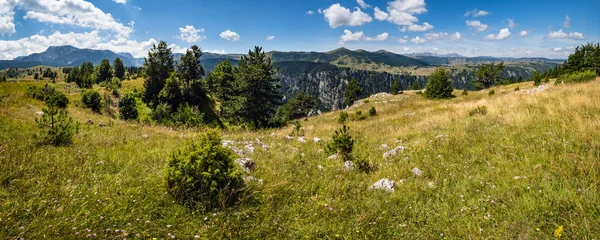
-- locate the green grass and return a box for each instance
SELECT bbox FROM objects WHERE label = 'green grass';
[1,77,600,239]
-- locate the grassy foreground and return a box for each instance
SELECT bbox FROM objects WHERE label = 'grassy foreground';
[1,77,599,239]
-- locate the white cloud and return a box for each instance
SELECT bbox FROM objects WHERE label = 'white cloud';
[133,6,142,11]
[306,10,314,15]
[548,29,584,40]
[464,8,490,17]
[220,30,240,41]
[357,0,371,9]
[398,39,407,44]
[317,8,322,14]
[266,35,275,40]
[207,49,227,54]
[398,26,406,32]
[0,30,162,60]
[466,20,488,31]
[485,28,511,40]
[178,25,205,43]
[520,30,528,37]
[0,0,19,33]
[406,22,433,32]
[450,32,461,40]
[563,15,571,28]
[508,18,516,29]
[421,32,461,41]
[411,36,426,44]
[553,47,562,52]
[338,29,388,44]
[16,0,133,37]
[323,3,372,28]
[112,0,126,4]
[372,0,427,26]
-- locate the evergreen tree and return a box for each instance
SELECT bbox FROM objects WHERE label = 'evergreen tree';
[35,107,78,146]
[208,60,239,121]
[410,81,419,90]
[96,59,113,83]
[424,67,454,99]
[390,78,401,94]
[344,78,362,107]
[158,73,184,111]
[144,41,175,108]
[176,45,205,86]
[118,93,138,120]
[234,46,281,128]
[474,62,504,89]
[113,57,126,80]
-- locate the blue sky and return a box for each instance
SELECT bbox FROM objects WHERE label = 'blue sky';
[0,0,598,59]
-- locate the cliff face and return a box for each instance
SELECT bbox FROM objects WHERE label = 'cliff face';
[275,61,556,110]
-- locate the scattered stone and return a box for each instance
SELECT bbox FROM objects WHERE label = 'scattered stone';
[313,137,321,143]
[343,161,355,171]
[380,144,389,150]
[221,140,236,147]
[317,110,322,115]
[327,154,338,160]
[230,146,244,156]
[86,119,94,125]
[317,165,324,170]
[36,111,44,115]
[255,138,269,150]
[98,122,106,127]
[141,134,149,139]
[297,137,306,143]
[235,158,256,173]
[270,132,277,137]
[383,146,405,159]
[244,143,255,153]
[285,135,293,140]
[524,84,549,94]
[427,181,435,188]
[411,167,423,177]
[368,178,395,192]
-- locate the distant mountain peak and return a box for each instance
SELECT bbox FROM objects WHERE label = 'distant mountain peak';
[326,47,350,54]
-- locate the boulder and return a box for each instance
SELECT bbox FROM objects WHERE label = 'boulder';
[411,167,423,177]
[235,158,256,173]
[327,154,338,160]
[244,143,255,153]
[255,138,269,150]
[343,161,354,171]
[297,137,307,143]
[368,178,395,192]
[313,137,321,143]
[383,146,405,159]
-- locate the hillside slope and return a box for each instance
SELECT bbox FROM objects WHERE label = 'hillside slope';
[1,78,599,238]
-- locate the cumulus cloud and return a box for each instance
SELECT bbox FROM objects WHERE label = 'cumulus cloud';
[306,10,314,15]
[178,25,205,43]
[553,47,562,52]
[398,39,407,44]
[266,35,275,40]
[485,28,511,40]
[406,22,433,32]
[15,0,133,36]
[411,36,426,44]
[421,32,461,41]
[357,0,371,9]
[450,32,461,40]
[220,30,240,41]
[466,20,488,31]
[338,29,388,44]
[372,0,427,26]
[0,30,162,60]
[520,30,529,37]
[207,49,227,54]
[323,3,372,28]
[563,15,571,28]
[548,29,584,40]
[0,0,19,33]
[112,0,126,4]
[464,8,490,17]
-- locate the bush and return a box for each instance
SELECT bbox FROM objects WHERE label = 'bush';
[469,106,488,116]
[166,130,245,210]
[354,156,376,173]
[81,89,102,112]
[35,107,78,146]
[338,111,348,124]
[557,70,597,83]
[171,103,204,128]
[290,120,304,136]
[352,111,367,121]
[488,90,495,95]
[514,86,520,91]
[461,89,468,96]
[325,125,354,162]
[369,106,376,116]
[45,90,69,108]
[26,84,54,101]
[151,103,171,124]
[119,93,138,120]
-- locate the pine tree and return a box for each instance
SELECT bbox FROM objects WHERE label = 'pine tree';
[390,78,401,94]
[474,62,504,89]
[96,59,112,83]
[424,68,454,99]
[410,81,419,90]
[113,57,126,80]
[143,41,175,108]
[344,79,362,107]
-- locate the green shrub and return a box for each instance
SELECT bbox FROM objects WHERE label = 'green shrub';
[45,90,69,108]
[354,156,376,173]
[557,70,597,83]
[35,107,78,146]
[338,111,348,124]
[119,93,138,120]
[369,106,376,116]
[290,120,304,136]
[424,68,454,99]
[352,111,367,121]
[166,130,245,210]
[488,90,495,95]
[151,103,171,124]
[461,89,468,96]
[514,86,520,91]
[469,106,488,116]
[171,103,204,128]
[325,125,354,162]
[26,84,54,101]
[81,89,102,112]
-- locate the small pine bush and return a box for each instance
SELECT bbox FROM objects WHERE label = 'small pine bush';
[369,106,376,116]
[81,89,102,112]
[461,89,468,96]
[45,90,69,108]
[352,111,367,121]
[488,90,495,95]
[338,111,349,124]
[166,130,245,211]
[35,107,78,146]
[354,156,376,173]
[514,86,520,91]
[469,106,488,116]
[118,93,138,120]
[325,125,354,162]
[290,120,304,136]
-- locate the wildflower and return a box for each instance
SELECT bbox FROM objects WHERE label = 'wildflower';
[554,225,563,238]
[136,234,140,237]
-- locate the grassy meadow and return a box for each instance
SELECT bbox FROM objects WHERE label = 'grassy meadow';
[1,76,599,239]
